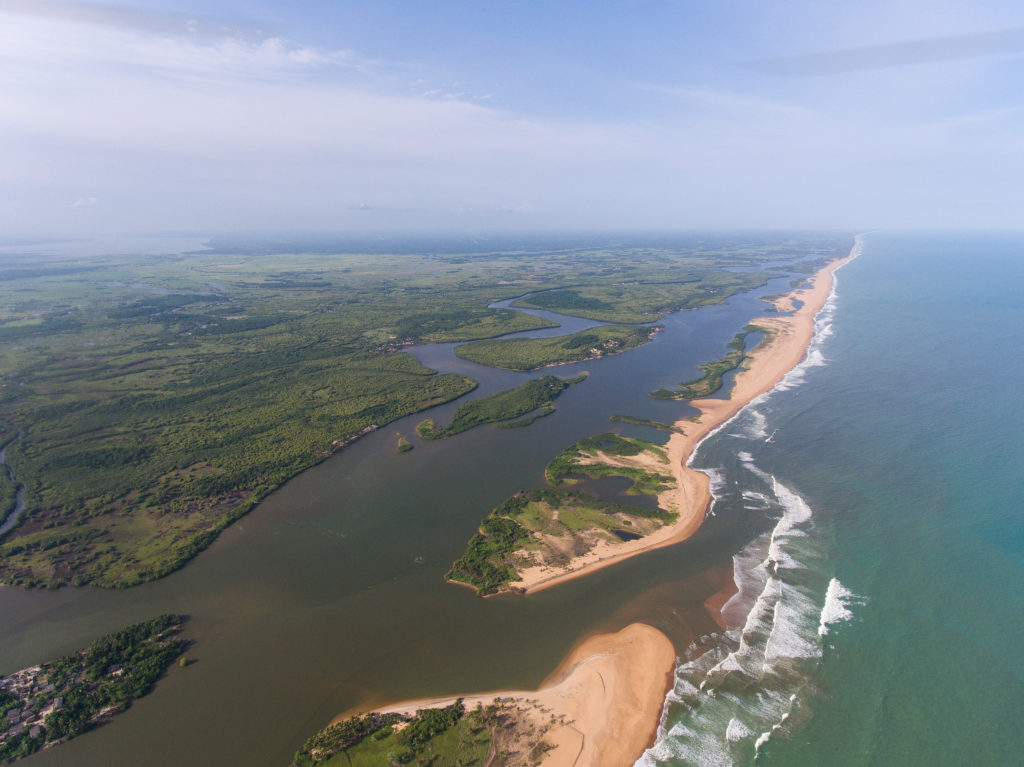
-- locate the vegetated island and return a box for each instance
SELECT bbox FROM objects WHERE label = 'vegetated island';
[416,375,586,440]
[451,240,861,598]
[453,325,660,371]
[294,623,674,767]
[0,615,187,763]
[649,324,771,400]
[395,434,414,453]
[446,433,678,596]
[608,414,684,434]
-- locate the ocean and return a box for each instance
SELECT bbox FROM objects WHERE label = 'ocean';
[638,231,1024,766]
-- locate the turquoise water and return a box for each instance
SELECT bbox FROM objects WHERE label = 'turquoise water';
[640,232,1024,766]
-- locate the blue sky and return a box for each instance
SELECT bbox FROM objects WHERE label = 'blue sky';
[2,0,1023,235]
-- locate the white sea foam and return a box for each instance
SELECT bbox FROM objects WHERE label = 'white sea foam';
[818,578,860,636]
[637,477,839,766]
[737,408,767,439]
[725,716,753,742]
[637,252,862,767]
[704,467,727,495]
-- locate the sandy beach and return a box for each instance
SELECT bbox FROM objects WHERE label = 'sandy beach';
[342,623,676,767]
[510,239,860,595]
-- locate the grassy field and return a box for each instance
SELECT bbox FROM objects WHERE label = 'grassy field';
[453,324,659,370]
[0,234,846,587]
[447,433,677,595]
[416,375,583,439]
[544,432,674,495]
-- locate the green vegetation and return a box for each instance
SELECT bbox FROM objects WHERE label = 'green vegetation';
[416,375,582,439]
[454,324,659,371]
[0,615,186,763]
[447,486,676,596]
[494,405,555,429]
[511,271,770,323]
[609,415,685,434]
[0,235,846,588]
[544,432,673,496]
[395,435,414,453]
[771,256,830,274]
[446,507,533,595]
[448,432,676,595]
[293,697,556,767]
[650,325,770,400]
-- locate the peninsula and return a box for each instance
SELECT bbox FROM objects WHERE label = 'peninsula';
[292,623,675,767]
[517,241,859,594]
[450,241,859,597]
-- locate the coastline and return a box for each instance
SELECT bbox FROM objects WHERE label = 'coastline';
[337,623,676,767]
[509,238,860,595]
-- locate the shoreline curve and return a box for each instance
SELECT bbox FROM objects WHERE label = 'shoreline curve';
[337,622,676,767]
[509,236,862,595]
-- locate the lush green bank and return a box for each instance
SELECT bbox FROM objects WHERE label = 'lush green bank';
[0,615,186,764]
[650,325,768,400]
[448,433,676,595]
[416,375,584,439]
[292,698,555,767]
[454,325,659,371]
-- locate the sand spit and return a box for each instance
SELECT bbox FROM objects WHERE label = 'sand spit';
[345,623,676,767]
[510,242,858,595]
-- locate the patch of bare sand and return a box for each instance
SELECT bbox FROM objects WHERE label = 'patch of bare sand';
[350,623,675,767]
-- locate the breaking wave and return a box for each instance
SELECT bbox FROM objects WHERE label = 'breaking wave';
[636,259,862,766]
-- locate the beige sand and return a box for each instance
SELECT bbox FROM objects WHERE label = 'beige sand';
[510,240,859,595]
[346,623,676,767]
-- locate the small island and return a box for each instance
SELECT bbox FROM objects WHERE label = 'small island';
[0,615,187,763]
[416,375,585,440]
[650,324,770,400]
[453,325,660,371]
[447,433,677,596]
[608,414,685,434]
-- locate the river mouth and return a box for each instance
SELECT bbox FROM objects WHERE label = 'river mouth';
[0,249,810,767]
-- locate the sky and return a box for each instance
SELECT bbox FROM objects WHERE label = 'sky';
[2,0,1023,236]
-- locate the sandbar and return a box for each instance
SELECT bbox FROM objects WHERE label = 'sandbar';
[509,238,860,594]
[342,622,676,767]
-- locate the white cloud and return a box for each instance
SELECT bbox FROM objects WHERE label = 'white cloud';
[0,6,1021,234]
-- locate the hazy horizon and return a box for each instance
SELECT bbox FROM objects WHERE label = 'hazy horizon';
[2,0,1023,237]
